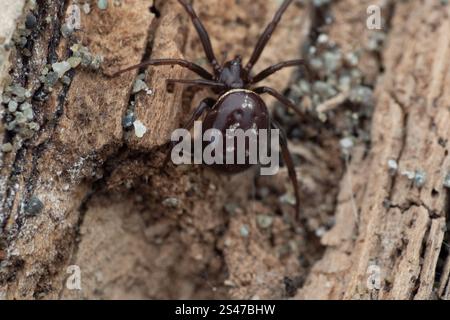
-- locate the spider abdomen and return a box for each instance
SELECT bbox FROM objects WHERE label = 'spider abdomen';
[202,90,270,174]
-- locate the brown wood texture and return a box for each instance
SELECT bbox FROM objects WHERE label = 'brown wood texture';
[0,0,449,300]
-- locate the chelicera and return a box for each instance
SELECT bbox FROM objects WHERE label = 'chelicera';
[113,0,308,216]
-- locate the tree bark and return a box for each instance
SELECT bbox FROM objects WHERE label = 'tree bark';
[0,0,449,300]
[298,0,450,300]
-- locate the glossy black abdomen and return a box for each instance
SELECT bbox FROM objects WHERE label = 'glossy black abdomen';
[202,90,270,174]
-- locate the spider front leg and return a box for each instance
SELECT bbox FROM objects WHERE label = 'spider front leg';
[166,79,226,91]
[163,98,216,168]
[112,59,214,80]
[177,0,222,75]
[245,0,294,73]
[254,86,303,117]
[250,60,310,84]
[271,120,300,219]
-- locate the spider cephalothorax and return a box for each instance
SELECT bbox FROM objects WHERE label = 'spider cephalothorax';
[218,56,246,90]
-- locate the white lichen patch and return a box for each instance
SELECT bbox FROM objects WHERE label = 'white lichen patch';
[82,3,91,14]
[387,159,398,176]
[132,79,148,94]
[414,170,427,188]
[401,170,415,181]
[133,120,147,138]
[97,0,108,10]
[132,75,153,95]
[340,137,354,156]
[52,61,71,78]
[70,43,104,70]
[444,173,450,189]
[0,0,26,97]
[67,56,82,68]
[1,143,13,153]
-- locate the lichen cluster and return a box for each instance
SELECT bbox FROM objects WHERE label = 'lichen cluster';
[122,73,153,139]
[1,5,104,153]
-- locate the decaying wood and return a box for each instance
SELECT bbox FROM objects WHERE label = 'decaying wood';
[0,0,449,300]
[0,0,311,299]
[298,0,450,300]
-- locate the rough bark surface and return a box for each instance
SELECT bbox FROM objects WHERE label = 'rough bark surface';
[297,0,450,300]
[0,0,449,300]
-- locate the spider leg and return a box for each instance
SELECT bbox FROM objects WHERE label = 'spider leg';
[245,0,294,73]
[250,59,310,84]
[177,0,222,75]
[253,86,302,118]
[166,79,226,90]
[112,59,214,80]
[271,120,300,219]
[163,97,216,168]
